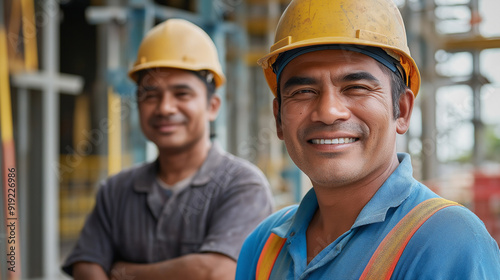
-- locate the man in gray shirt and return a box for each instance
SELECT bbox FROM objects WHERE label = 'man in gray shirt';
[62,19,273,280]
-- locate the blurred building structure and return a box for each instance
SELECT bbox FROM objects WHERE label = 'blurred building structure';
[0,0,500,279]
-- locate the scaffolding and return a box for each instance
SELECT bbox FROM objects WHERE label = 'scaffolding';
[0,0,499,278]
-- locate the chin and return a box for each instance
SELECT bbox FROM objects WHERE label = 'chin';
[148,138,181,149]
[304,164,361,187]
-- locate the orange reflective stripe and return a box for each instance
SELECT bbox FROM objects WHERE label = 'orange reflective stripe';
[256,233,287,280]
[360,198,460,280]
[254,198,460,280]
[255,208,294,280]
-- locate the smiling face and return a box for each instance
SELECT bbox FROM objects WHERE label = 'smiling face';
[137,68,220,154]
[274,49,413,189]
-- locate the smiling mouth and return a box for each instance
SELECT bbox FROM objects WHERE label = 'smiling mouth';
[309,138,359,145]
[154,123,181,127]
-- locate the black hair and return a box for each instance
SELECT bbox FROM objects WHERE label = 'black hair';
[379,64,408,119]
[191,70,216,99]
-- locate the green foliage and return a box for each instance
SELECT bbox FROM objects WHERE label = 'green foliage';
[485,125,500,162]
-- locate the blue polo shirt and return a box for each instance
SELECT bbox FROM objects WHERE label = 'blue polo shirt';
[236,153,500,279]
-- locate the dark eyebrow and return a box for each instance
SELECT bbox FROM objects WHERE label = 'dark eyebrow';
[170,84,194,91]
[138,84,194,91]
[282,76,318,92]
[342,72,381,84]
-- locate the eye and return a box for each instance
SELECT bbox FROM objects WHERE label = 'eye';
[138,88,161,102]
[174,91,193,99]
[286,88,317,98]
[296,89,314,94]
[349,85,368,90]
[343,85,371,94]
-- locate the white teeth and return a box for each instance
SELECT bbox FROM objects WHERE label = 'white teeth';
[311,138,357,144]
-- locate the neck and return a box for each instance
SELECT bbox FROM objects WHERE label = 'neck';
[157,138,211,185]
[306,154,400,263]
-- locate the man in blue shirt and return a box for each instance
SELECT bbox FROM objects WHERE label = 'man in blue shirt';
[236,0,500,279]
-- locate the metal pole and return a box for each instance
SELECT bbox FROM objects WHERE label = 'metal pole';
[16,88,29,279]
[420,0,439,180]
[211,27,228,149]
[42,0,60,277]
[470,0,484,167]
[472,50,484,167]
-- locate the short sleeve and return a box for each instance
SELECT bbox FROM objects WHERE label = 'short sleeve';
[235,205,298,280]
[198,164,274,260]
[61,182,116,276]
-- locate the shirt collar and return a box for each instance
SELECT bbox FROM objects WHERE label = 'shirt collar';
[132,161,159,193]
[352,153,415,227]
[273,153,416,238]
[133,141,226,192]
[191,141,227,186]
[272,189,318,239]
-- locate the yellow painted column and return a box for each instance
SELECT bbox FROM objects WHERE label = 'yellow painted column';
[107,87,122,176]
[0,22,22,280]
[20,0,38,71]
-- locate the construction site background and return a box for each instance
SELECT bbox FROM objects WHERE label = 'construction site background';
[0,0,500,279]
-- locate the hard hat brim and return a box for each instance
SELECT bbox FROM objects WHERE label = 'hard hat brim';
[258,37,421,97]
[128,61,226,89]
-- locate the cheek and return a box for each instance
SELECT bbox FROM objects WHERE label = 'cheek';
[138,106,151,123]
[281,101,313,125]
[182,104,209,130]
[355,97,392,124]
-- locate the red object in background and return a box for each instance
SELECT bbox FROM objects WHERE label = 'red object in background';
[473,172,500,243]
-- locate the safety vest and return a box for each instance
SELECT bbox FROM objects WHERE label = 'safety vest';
[255,198,460,280]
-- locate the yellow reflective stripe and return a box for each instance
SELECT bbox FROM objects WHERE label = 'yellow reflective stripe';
[256,233,287,280]
[360,198,460,280]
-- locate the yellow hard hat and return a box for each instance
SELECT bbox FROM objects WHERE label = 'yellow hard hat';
[129,18,226,88]
[258,0,421,97]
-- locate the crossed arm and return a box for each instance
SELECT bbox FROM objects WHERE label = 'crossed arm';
[73,252,236,280]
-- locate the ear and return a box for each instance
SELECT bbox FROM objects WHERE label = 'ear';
[396,88,415,134]
[208,94,221,121]
[273,98,284,140]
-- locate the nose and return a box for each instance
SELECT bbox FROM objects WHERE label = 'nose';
[310,90,351,124]
[156,92,178,115]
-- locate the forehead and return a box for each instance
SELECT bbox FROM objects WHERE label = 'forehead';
[139,68,202,87]
[280,49,384,80]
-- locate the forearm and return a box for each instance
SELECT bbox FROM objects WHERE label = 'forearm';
[111,253,235,280]
[73,262,110,280]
